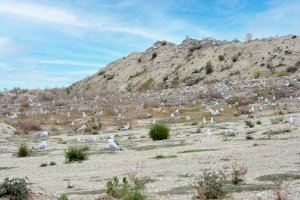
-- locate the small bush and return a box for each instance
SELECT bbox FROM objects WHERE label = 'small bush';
[106,175,146,200]
[253,70,262,79]
[151,52,157,60]
[17,143,30,157]
[246,135,253,140]
[49,161,56,166]
[218,55,225,61]
[58,193,69,200]
[245,120,254,128]
[65,146,88,162]
[0,177,30,200]
[232,55,238,62]
[205,61,213,74]
[98,71,105,76]
[189,44,202,52]
[256,120,262,125]
[149,123,170,141]
[195,170,226,199]
[286,66,298,73]
[40,163,48,167]
[18,120,41,134]
[231,163,248,185]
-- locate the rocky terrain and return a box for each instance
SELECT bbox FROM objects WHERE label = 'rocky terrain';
[70,35,300,94]
[0,35,300,200]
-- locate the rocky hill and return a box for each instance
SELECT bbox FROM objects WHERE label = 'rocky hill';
[69,35,300,95]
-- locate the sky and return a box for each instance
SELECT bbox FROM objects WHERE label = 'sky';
[0,0,299,90]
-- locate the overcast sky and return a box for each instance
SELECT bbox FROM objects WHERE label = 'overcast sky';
[0,0,299,89]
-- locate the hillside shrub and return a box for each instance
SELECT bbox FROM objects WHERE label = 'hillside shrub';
[253,70,262,79]
[65,146,88,162]
[195,170,226,199]
[0,177,30,200]
[205,61,213,74]
[17,143,30,157]
[106,175,146,200]
[218,55,225,61]
[149,123,170,141]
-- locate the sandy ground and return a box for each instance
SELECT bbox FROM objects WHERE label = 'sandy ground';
[0,113,299,200]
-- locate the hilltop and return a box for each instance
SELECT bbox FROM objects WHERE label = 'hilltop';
[69,35,300,95]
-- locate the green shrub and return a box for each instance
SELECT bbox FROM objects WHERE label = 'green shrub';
[205,61,213,74]
[245,120,254,128]
[151,52,157,60]
[256,120,262,125]
[149,123,170,141]
[253,70,262,79]
[246,135,253,140]
[218,55,225,61]
[98,71,105,76]
[40,163,48,167]
[106,75,115,80]
[17,143,30,157]
[106,176,146,200]
[231,163,248,185]
[58,193,69,200]
[189,44,202,52]
[286,66,298,73]
[65,146,88,162]
[0,177,30,200]
[195,170,226,199]
[49,161,56,166]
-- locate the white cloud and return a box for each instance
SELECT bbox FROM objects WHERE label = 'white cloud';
[0,1,86,26]
[243,1,300,38]
[0,62,15,70]
[0,1,207,42]
[0,36,22,55]
[39,60,101,67]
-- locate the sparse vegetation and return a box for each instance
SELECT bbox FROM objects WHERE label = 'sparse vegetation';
[58,193,69,200]
[17,143,30,157]
[205,61,213,74]
[189,43,202,52]
[0,177,30,200]
[286,64,300,73]
[231,163,248,185]
[170,76,180,88]
[218,55,225,61]
[253,70,262,79]
[98,71,105,76]
[105,174,146,200]
[154,154,177,159]
[18,120,41,134]
[40,162,48,167]
[246,135,253,140]
[65,146,88,163]
[263,128,291,136]
[149,123,170,141]
[151,52,157,60]
[195,170,226,199]
[245,120,254,128]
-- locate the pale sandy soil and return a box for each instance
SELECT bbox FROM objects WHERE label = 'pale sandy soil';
[0,113,299,200]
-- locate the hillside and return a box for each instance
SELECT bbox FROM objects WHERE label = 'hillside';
[69,35,300,95]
